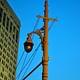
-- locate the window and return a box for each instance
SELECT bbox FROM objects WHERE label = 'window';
[9,67,12,72]
[0,39,3,44]
[7,52,10,57]
[13,59,16,64]
[4,42,7,48]
[8,47,10,52]
[8,73,11,79]
[5,63,8,69]
[12,76,15,80]
[9,36,11,41]
[5,31,8,37]
[5,37,7,42]
[0,44,2,50]
[2,12,6,27]
[8,41,11,46]
[13,34,15,40]
[10,61,12,67]
[13,26,15,39]
[0,58,1,62]
[13,71,15,75]
[6,17,9,31]
[10,21,12,32]
[16,30,19,43]
[14,54,16,59]
[10,56,13,61]
[13,65,16,70]
[3,54,6,60]
[13,26,15,32]
[11,51,13,56]
[0,72,3,78]
[0,7,3,22]
[3,48,6,54]
[6,58,9,63]
[4,76,7,80]
[12,40,14,45]
[0,51,2,56]
[1,33,4,38]
[2,67,4,72]
[2,60,5,65]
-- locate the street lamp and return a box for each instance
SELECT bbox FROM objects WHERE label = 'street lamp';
[24,35,34,53]
[24,29,43,53]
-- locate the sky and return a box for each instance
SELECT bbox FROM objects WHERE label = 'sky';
[7,0,80,80]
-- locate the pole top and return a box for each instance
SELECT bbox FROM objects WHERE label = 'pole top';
[45,0,48,3]
[45,0,48,1]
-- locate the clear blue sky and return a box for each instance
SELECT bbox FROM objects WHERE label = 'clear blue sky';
[7,0,80,80]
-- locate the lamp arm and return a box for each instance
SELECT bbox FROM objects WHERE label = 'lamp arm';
[27,29,43,42]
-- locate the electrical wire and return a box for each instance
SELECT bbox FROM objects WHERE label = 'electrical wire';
[20,21,55,80]
[48,21,55,31]
[32,18,40,39]
[16,18,40,77]
[23,61,42,80]
[16,21,55,80]
[16,43,41,80]
[21,43,41,80]
[33,18,40,32]
[16,17,55,80]
[16,50,25,70]
[16,53,28,80]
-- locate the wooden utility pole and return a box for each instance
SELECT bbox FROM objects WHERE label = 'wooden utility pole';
[23,0,57,80]
[42,0,48,80]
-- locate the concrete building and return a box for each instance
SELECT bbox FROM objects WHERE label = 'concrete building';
[0,0,20,80]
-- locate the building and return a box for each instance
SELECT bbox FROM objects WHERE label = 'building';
[0,0,20,80]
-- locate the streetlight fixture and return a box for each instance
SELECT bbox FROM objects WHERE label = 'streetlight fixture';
[24,29,43,53]
[24,35,34,53]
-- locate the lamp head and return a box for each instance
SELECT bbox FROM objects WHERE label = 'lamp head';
[24,36,34,53]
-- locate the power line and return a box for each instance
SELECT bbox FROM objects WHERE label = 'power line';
[16,43,41,80]
[49,21,55,31]
[23,61,42,80]
[40,21,55,31]
[21,21,56,80]
[16,15,56,80]
[20,21,55,80]
[16,53,28,80]
[32,18,40,39]
[16,18,40,80]
[16,50,25,69]
[33,18,40,32]
[21,43,41,80]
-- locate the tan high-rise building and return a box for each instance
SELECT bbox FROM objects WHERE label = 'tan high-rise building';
[0,0,20,80]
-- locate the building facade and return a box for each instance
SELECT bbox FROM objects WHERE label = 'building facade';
[0,0,20,80]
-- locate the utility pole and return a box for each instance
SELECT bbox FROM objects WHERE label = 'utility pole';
[42,0,48,80]
[23,0,57,80]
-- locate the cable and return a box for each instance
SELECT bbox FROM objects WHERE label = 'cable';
[16,17,55,80]
[16,18,40,80]
[20,21,55,79]
[16,17,39,80]
[40,21,55,31]
[33,18,40,32]
[16,50,25,70]
[23,61,42,80]
[21,43,41,80]
[16,53,28,80]
[16,43,41,80]
[32,18,40,39]
[48,21,55,31]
